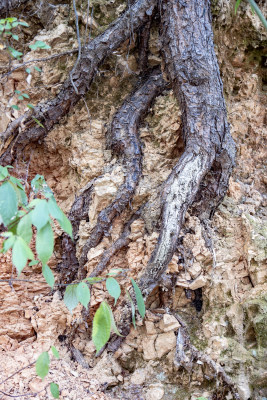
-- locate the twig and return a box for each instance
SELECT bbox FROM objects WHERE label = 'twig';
[69,0,82,94]
[0,362,35,385]
[0,385,49,398]
[0,50,78,82]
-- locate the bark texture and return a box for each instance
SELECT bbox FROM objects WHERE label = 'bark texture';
[0,0,157,165]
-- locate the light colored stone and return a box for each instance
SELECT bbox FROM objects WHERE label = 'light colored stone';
[142,335,157,361]
[159,314,180,332]
[189,275,207,290]
[145,320,157,335]
[130,368,146,385]
[155,331,176,358]
[146,385,164,400]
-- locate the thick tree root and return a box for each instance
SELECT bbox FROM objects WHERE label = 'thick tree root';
[108,0,235,349]
[78,68,168,277]
[0,0,157,165]
[173,313,240,400]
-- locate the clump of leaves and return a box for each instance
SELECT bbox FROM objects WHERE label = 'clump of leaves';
[36,346,60,398]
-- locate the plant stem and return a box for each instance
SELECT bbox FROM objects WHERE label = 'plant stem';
[247,0,267,31]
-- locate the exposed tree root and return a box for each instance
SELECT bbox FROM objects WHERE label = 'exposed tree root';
[78,68,168,277]
[0,0,157,165]
[108,0,235,349]
[173,313,240,400]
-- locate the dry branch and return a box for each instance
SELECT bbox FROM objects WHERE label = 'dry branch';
[0,0,158,165]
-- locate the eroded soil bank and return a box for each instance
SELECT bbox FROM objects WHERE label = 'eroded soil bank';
[0,0,266,399]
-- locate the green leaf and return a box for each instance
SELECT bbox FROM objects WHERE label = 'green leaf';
[50,382,59,399]
[7,17,17,22]
[36,352,50,380]
[18,21,29,27]
[51,346,60,359]
[32,117,45,128]
[29,40,51,50]
[12,34,19,41]
[48,199,72,238]
[15,90,21,94]
[25,68,31,74]
[76,281,90,308]
[107,268,124,276]
[131,279,145,318]
[0,181,18,226]
[0,165,9,180]
[12,236,34,275]
[2,235,15,253]
[64,284,79,313]
[34,66,42,72]
[36,221,54,265]
[22,93,30,99]
[17,213,32,244]
[18,95,24,100]
[11,21,19,27]
[106,303,122,336]
[8,46,23,59]
[42,264,55,288]
[9,179,28,206]
[11,104,19,110]
[31,199,50,230]
[235,0,242,14]
[126,290,136,329]
[92,301,111,352]
[106,277,121,305]
[27,103,34,109]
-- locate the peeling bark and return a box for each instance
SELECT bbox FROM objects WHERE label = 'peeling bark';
[0,0,157,165]
[78,68,168,276]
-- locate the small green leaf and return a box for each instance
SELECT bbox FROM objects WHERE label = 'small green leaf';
[106,303,123,336]
[64,284,79,313]
[12,236,34,274]
[76,281,90,308]
[8,46,23,59]
[2,235,15,253]
[17,213,32,244]
[131,279,145,318]
[0,165,9,180]
[34,66,42,72]
[15,90,21,94]
[29,40,51,50]
[36,221,54,265]
[7,17,17,22]
[0,181,18,226]
[42,264,55,288]
[11,104,19,110]
[107,268,124,276]
[18,21,29,27]
[51,346,60,359]
[22,93,30,99]
[27,103,34,109]
[36,352,50,380]
[126,290,136,329]
[92,301,111,352]
[48,199,73,238]
[26,68,31,74]
[18,95,24,100]
[235,0,242,14]
[11,21,19,27]
[31,199,50,230]
[12,34,19,41]
[106,277,121,305]
[32,117,45,128]
[50,382,59,398]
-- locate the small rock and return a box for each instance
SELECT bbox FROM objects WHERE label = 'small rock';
[145,320,157,335]
[142,335,157,360]
[159,314,180,332]
[130,368,146,385]
[155,331,176,358]
[146,385,164,400]
[189,275,207,290]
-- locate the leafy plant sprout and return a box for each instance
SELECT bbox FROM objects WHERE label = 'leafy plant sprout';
[0,165,145,398]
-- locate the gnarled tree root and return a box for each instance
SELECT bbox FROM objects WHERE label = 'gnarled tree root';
[108,0,235,354]
[0,0,157,165]
[78,68,168,277]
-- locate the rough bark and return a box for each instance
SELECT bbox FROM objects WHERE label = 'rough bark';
[109,0,235,346]
[0,0,157,165]
[78,68,168,277]
[0,0,28,16]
